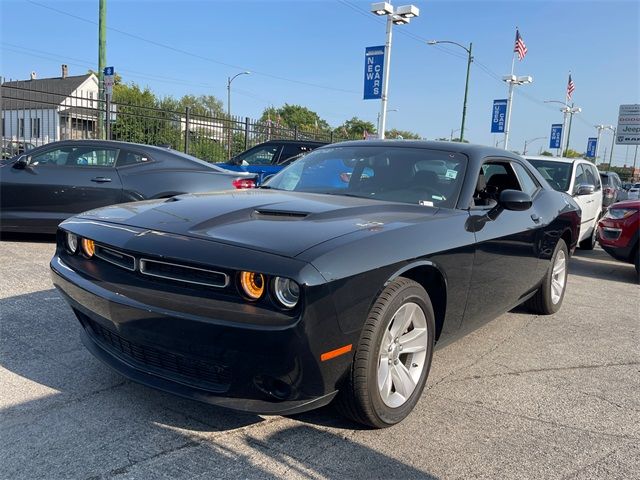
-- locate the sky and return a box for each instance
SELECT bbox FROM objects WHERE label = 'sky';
[1,0,639,165]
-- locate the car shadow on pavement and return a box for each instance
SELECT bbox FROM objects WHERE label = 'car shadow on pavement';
[1,289,438,479]
[570,248,639,284]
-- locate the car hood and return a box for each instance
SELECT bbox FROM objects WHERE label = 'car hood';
[77,190,439,257]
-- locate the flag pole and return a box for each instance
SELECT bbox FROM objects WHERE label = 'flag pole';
[560,71,570,156]
[503,52,517,150]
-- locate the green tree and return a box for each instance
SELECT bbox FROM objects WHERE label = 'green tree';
[563,148,583,158]
[539,150,554,156]
[260,104,330,131]
[178,94,224,117]
[386,129,421,140]
[335,117,376,139]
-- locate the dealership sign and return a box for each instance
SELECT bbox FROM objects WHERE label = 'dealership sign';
[586,138,597,158]
[103,66,115,95]
[549,124,563,149]
[490,99,508,133]
[363,46,385,100]
[616,104,640,145]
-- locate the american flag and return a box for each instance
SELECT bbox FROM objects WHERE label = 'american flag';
[514,29,528,60]
[567,74,575,100]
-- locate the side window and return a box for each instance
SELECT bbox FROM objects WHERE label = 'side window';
[238,146,280,166]
[278,144,304,164]
[573,164,587,191]
[583,164,597,190]
[118,150,152,167]
[512,162,539,197]
[588,166,601,190]
[31,147,117,167]
[474,161,520,206]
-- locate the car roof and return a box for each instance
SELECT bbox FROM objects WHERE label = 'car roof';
[261,139,327,146]
[524,155,578,164]
[599,171,619,176]
[27,139,176,154]
[322,140,522,161]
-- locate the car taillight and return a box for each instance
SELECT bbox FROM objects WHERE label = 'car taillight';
[232,178,256,189]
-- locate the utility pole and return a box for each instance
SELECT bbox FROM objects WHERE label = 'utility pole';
[379,14,393,140]
[98,0,106,140]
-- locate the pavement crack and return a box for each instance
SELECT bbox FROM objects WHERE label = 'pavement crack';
[559,443,630,480]
[437,360,640,385]
[433,394,640,442]
[428,316,537,390]
[102,440,199,478]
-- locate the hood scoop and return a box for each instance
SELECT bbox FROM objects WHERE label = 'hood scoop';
[253,208,309,220]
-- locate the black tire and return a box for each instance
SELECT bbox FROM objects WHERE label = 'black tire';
[336,277,435,428]
[579,224,597,250]
[526,239,569,315]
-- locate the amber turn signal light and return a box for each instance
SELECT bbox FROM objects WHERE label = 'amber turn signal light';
[81,238,95,258]
[239,271,265,300]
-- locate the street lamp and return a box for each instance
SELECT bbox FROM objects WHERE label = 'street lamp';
[370,2,419,139]
[226,71,250,159]
[545,100,581,156]
[594,124,614,165]
[450,128,461,142]
[503,74,533,150]
[377,108,398,135]
[523,136,546,155]
[427,39,473,142]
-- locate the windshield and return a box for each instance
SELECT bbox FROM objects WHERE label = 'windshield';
[527,159,572,192]
[264,146,468,209]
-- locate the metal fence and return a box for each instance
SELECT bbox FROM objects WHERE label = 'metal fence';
[1,76,355,161]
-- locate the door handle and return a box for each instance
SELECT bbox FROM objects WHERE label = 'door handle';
[91,177,112,183]
[531,214,540,223]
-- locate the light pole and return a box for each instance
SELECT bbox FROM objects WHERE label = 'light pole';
[503,74,533,150]
[609,126,616,166]
[594,125,614,165]
[226,71,250,159]
[523,136,546,155]
[544,100,581,156]
[427,40,473,142]
[371,2,419,139]
[377,108,398,135]
[450,128,460,141]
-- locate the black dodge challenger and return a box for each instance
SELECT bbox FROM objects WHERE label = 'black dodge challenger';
[51,141,581,428]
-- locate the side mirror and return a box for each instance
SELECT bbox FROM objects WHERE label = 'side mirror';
[498,189,532,211]
[575,184,595,196]
[13,155,29,169]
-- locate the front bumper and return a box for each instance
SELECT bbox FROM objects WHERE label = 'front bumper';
[51,255,350,415]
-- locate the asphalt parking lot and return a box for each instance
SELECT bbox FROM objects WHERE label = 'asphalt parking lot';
[1,236,638,480]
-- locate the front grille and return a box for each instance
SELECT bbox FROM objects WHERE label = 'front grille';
[81,315,232,391]
[139,259,229,288]
[95,244,136,271]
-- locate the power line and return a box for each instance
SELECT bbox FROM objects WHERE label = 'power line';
[26,0,360,95]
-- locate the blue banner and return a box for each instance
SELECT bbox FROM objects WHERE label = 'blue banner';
[490,99,508,133]
[550,124,563,149]
[363,46,385,100]
[586,137,597,158]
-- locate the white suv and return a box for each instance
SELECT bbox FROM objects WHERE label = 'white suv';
[526,156,603,249]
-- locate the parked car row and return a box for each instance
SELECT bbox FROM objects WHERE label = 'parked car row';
[3,138,636,428]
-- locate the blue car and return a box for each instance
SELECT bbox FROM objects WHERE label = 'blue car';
[216,140,326,183]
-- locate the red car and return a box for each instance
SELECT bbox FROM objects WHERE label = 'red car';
[597,199,640,275]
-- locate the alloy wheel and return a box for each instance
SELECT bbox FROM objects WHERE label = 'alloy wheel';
[377,302,428,408]
[551,249,567,304]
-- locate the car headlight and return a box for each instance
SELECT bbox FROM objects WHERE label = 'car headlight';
[605,208,636,219]
[65,232,78,254]
[81,238,95,257]
[239,271,265,300]
[272,277,300,309]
